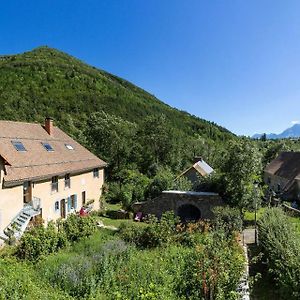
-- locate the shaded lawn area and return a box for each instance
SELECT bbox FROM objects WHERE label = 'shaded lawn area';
[243,207,266,227]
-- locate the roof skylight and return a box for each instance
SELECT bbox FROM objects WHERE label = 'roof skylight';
[12,141,26,152]
[65,144,74,150]
[42,142,54,152]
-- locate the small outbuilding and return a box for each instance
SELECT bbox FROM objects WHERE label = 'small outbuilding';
[176,157,214,187]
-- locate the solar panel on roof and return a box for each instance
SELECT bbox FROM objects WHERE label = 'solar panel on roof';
[12,141,26,152]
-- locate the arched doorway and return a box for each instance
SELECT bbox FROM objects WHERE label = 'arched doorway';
[177,204,201,222]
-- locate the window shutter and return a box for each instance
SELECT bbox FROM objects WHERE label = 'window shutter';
[67,197,71,212]
[74,195,77,210]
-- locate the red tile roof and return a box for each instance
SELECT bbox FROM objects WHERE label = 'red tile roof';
[0,120,107,186]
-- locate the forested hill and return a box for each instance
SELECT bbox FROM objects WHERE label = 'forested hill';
[0,46,232,140]
[0,46,237,182]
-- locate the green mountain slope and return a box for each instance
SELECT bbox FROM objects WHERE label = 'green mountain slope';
[0,46,232,141]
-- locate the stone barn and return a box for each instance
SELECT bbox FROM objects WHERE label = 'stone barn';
[133,190,223,222]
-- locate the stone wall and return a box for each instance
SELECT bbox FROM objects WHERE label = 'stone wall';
[133,190,223,220]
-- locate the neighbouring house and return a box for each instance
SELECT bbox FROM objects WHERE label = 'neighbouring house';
[0,118,107,242]
[176,157,214,187]
[264,151,300,200]
[133,190,223,222]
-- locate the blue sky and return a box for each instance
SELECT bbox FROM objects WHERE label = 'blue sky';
[1,1,300,136]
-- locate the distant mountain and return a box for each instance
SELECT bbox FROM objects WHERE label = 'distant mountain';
[252,124,300,139]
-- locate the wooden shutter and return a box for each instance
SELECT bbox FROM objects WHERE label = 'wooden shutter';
[67,197,71,212]
[74,195,78,210]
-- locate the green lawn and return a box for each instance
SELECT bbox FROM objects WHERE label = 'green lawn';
[98,202,146,228]
[105,202,122,211]
[289,216,300,233]
[244,207,267,222]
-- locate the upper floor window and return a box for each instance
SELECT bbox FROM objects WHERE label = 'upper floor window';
[42,142,54,152]
[12,141,26,152]
[65,144,74,150]
[64,174,71,189]
[51,176,58,193]
[93,168,99,178]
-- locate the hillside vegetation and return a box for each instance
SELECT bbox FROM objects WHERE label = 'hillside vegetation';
[0,46,239,199]
[0,46,232,141]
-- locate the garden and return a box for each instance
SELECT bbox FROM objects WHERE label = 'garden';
[0,210,245,300]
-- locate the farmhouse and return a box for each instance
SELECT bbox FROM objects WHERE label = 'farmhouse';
[264,151,300,200]
[0,118,106,241]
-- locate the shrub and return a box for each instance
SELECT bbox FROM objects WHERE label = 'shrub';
[16,222,68,261]
[119,211,180,248]
[212,206,243,235]
[178,230,244,300]
[16,215,97,261]
[258,208,300,299]
[61,214,97,242]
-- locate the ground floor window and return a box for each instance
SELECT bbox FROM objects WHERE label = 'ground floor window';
[68,195,78,212]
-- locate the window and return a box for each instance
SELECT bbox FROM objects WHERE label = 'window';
[64,174,71,189]
[65,144,74,150]
[42,142,54,152]
[82,191,86,205]
[51,176,58,193]
[12,141,26,152]
[67,195,77,212]
[55,201,59,211]
[93,168,99,178]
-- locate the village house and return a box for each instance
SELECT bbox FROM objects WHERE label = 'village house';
[264,151,300,201]
[0,118,106,242]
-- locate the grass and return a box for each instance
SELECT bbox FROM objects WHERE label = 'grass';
[244,207,267,222]
[97,202,147,228]
[105,202,122,211]
[288,215,300,233]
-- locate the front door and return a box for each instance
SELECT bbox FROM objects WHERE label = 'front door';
[23,181,32,204]
[60,199,66,218]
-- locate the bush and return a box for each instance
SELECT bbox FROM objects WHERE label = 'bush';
[178,230,244,300]
[258,208,300,299]
[16,222,68,261]
[16,215,97,261]
[212,206,243,235]
[61,215,97,242]
[119,211,181,248]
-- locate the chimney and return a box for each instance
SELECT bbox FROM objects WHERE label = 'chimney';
[45,117,53,135]
[193,156,203,163]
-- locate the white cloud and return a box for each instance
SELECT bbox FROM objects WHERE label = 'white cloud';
[291,120,300,125]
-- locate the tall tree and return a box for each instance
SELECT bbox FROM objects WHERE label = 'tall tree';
[86,111,136,181]
[222,140,262,210]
